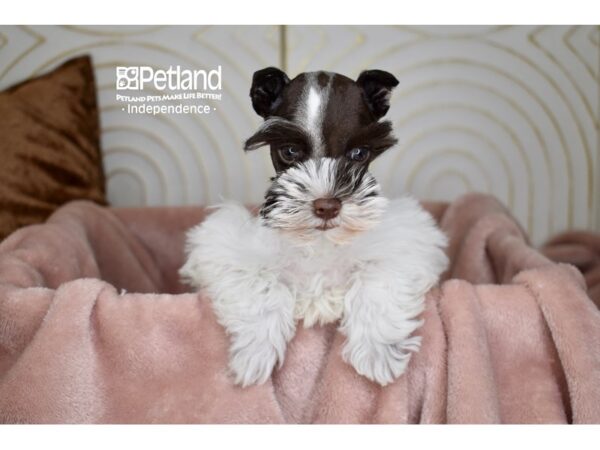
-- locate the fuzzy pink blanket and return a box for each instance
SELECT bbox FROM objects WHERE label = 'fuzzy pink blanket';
[542,231,600,309]
[0,194,599,423]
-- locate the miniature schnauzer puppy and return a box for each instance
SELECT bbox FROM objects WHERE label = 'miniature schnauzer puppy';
[180,67,448,387]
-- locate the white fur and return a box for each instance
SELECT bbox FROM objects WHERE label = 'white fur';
[296,75,330,156]
[306,87,321,129]
[261,158,388,245]
[180,196,448,386]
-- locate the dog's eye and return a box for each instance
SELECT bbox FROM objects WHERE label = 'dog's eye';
[278,145,304,164]
[346,147,370,162]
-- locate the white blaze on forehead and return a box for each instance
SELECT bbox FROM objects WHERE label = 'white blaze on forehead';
[306,87,321,129]
[296,73,331,156]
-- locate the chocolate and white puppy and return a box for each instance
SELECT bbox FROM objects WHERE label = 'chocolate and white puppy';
[245,68,398,243]
[180,68,448,387]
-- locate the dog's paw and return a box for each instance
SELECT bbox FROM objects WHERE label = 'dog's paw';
[343,335,421,386]
[228,339,280,387]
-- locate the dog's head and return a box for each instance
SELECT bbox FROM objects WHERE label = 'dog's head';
[244,68,399,244]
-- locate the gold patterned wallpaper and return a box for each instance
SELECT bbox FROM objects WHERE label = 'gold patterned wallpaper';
[0,25,598,244]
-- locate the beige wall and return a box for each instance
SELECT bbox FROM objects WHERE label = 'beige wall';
[0,25,598,244]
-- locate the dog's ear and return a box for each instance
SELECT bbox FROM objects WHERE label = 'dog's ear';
[250,67,290,118]
[356,70,399,119]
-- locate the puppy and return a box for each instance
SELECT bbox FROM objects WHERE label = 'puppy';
[180,68,448,386]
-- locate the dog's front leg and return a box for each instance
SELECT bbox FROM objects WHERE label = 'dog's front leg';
[214,279,296,387]
[180,204,297,387]
[340,274,427,386]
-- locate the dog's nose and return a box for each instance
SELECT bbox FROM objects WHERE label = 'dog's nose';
[313,198,341,220]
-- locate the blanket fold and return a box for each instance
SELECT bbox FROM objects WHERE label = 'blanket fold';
[0,194,599,423]
[542,231,600,308]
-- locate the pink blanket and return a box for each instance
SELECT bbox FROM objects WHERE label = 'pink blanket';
[0,194,599,423]
[542,231,600,309]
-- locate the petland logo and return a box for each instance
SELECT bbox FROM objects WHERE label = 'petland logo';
[116,65,222,91]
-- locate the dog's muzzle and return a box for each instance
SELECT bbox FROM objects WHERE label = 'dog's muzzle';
[259,158,388,241]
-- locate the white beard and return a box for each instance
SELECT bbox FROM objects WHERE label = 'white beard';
[180,195,448,387]
[259,158,389,245]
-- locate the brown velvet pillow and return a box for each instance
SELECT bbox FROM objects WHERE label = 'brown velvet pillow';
[0,55,106,241]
